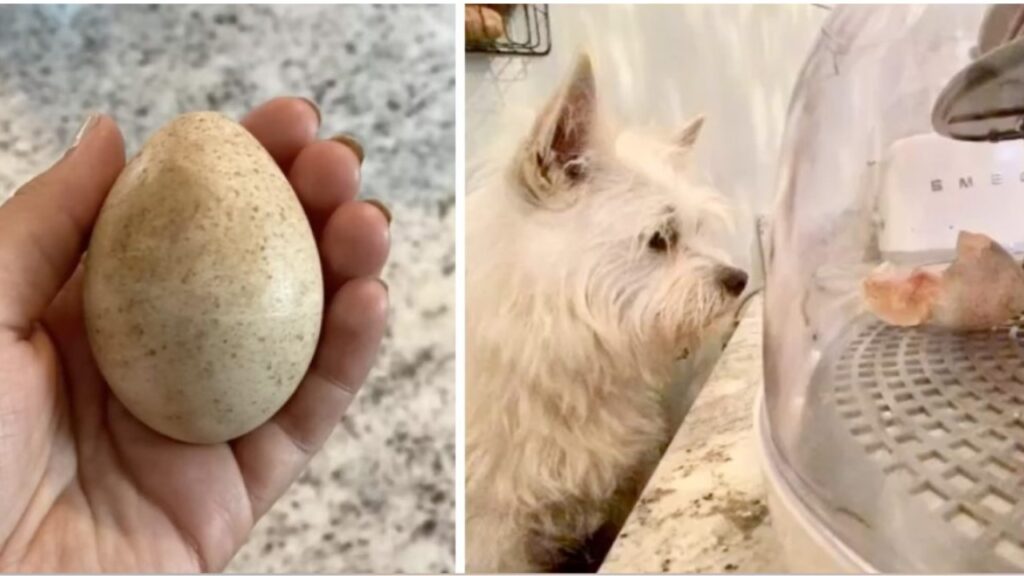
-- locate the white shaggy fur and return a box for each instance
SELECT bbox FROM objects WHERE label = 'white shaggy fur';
[466,55,746,572]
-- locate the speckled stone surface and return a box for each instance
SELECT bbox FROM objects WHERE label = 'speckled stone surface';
[601,295,783,573]
[0,5,454,573]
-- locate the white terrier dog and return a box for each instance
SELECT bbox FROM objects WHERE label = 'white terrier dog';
[466,54,748,572]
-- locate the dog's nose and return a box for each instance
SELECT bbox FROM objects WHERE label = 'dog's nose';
[718,268,748,297]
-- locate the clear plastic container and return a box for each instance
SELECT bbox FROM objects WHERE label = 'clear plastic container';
[763,5,1024,571]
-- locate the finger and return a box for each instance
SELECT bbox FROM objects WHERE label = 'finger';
[287,139,362,237]
[232,277,388,518]
[41,267,108,444]
[107,397,253,572]
[0,115,125,335]
[240,97,320,172]
[320,201,390,293]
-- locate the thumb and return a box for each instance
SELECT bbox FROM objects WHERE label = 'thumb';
[0,114,125,337]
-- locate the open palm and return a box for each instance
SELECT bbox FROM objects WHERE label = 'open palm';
[0,98,390,571]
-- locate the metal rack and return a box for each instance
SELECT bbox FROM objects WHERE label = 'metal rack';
[466,4,551,57]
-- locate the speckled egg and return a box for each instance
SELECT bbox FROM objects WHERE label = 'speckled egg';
[83,112,323,444]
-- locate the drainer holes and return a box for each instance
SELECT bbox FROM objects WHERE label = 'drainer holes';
[955,413,979,427]
[982,457,1014,481]
[950,507,984,539]
[921,451,946,472]
[951,440,981,459]
[913,483,947,511]
[1006,443,1024,464]
[886,463,914,486]
[984,429,1009,444]
[981,488,1014,515]
[908,406,930,424]
[851,424,872,437]
[924,421,949,438]
[996,539,1024,567]
[962,390,982,402]
[894,431,920,446]
[947,468,977,492]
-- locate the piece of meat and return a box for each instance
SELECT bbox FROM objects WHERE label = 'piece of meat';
[863,263,942,326]
[863,231,1024,330]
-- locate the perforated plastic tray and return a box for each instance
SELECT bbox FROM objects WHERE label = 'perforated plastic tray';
[772,313,1024,571]
[828,316,1024,567]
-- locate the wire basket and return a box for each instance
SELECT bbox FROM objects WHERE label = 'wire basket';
[466,4,551,56]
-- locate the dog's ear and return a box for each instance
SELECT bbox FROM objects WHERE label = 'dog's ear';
[668,115,705,171]
[674,115,705,149]
[519,54,596,209]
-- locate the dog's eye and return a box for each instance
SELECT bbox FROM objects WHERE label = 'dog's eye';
[648,228,677,253]
[648,232,668,252]
[564,159,586,182]
[647,225,678,253]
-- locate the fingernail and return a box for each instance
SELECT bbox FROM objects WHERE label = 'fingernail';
[330,133,364,165]
[300,97,322,126]
[68,113,99,154]
[365,198,391,225]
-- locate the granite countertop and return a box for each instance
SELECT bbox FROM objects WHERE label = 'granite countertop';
[0,5,454,572]
[601,295,782,573]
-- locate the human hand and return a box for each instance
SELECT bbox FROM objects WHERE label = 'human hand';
[0,97,390,571]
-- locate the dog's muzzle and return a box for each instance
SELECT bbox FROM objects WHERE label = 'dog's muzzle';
[717,267,748,297]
